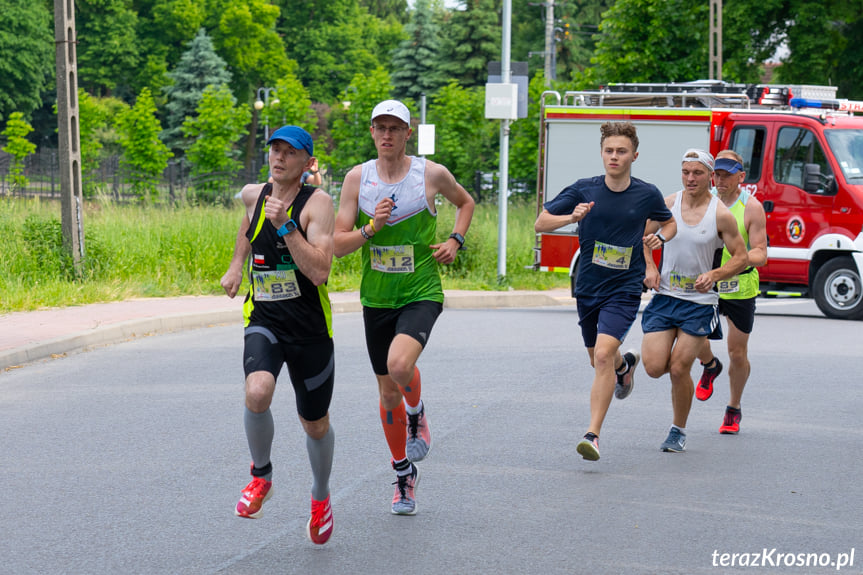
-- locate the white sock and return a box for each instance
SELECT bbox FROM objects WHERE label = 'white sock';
[405,399,423,416]
[671,425,686,435]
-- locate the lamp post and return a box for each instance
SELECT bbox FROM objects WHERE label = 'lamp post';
[254,87,280,169]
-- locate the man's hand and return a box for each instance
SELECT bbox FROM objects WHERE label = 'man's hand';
[694,272,715,293]
[264,195,290,229]
[430,239,459,264]
[371,197,394,233]
[643,233,664,251]
[643,266,660,290]
[220,268,243,298]
[570,201,594,223]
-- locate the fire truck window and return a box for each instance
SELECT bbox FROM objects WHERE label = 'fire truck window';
[774,127,833,192]
[729,127,765,182]
[824,129,863,182]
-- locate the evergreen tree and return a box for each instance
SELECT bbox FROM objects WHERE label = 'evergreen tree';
[0,0,53,123]
[162,28,232,154]
[438,0,501,89]
[391,0,446,101]
[117,88,173,202]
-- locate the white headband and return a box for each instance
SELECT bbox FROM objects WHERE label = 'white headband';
[682,149,714,172]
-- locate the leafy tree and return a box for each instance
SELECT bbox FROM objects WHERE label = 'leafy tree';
[0,0,54,123]
[327,67,394,174]
[275,0,403,102]
[77,90,131,195]
[427,80,498,190]
[507,73,546,185]
[76,0,142,97]
[721,0,790,83]
[391,0,447,101]
[207,0,294,98]
[438,0,501,89]
[1,112,37,192]
[183,84,251,202]
[590,0,708,83]
[262,73,318,135]
[360,0,408,22]
[163,28,232,154]
[774,0,847,88]
[116,88,173,201]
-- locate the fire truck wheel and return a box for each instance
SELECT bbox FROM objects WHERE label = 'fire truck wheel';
[813,256,863,320]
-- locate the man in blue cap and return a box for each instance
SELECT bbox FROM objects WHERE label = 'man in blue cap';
[695,150,768,435]
[220,126,337,545]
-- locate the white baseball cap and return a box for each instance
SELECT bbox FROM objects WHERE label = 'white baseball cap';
[371,100,410,126]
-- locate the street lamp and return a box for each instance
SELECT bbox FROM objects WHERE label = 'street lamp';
[254,87,280,168]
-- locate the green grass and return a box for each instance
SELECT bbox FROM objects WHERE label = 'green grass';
[0,196,567,312]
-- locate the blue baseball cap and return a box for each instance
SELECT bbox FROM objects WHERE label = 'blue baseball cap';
[714,158,743,173]
[267,125,313,156]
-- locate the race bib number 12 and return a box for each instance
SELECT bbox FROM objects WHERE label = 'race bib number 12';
[370,244,415,273]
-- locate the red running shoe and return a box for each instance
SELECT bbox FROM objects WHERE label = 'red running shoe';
[307,494,333,544]
[719,406,742,434]
[696,358,723,401]
[235,475,272,519]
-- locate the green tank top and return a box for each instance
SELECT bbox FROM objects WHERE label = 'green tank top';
[719,196,759,300]
[357,157,444,308]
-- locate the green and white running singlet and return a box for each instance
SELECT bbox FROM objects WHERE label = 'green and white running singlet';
[357,156,444,308]
[243,183,333,342]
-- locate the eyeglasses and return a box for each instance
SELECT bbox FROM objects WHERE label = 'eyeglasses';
[372,124,408,134]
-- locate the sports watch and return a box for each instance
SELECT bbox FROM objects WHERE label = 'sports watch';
[655,231,667,243]
[449,232,465,247]
[277,219,298,237]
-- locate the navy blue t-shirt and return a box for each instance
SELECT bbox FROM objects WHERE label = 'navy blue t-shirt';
[544,176,672,297]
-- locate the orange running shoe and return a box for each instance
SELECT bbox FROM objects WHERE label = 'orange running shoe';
[391,462,419,515]
[307,495,333,544]
[235,475,273,519]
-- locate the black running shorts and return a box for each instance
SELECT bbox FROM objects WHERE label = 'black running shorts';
[362,300,443,375]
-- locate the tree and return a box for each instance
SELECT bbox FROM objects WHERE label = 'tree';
[116,88,173,201]
[360,0,408,22]
[1,112,37,192]
[275,0,403,102]
[327,67,394,174]
[427,80,498,190]
[391,0,447,101]
[721,0,790,83]
[263,73,318,135]
[163,28,232,154]
[183,84,251,202]
[76,0,142,97]
[0,0,54,123]
[438,0,501,89]
[77,90,131,195]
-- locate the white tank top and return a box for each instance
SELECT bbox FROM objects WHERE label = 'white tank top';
[657,193,724,305]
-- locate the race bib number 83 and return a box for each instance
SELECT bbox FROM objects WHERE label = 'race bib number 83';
[370,244,415,273]
[252,269,301,300]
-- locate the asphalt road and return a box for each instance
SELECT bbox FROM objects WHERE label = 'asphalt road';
[1,299,861,575]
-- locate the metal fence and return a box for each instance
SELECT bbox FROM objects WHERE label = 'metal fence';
[0,149,534,204]
[0,149,261,204]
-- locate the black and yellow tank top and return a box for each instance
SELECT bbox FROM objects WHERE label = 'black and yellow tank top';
[242,183,333,342]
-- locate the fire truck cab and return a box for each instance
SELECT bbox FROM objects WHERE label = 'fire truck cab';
[535,82,863,320]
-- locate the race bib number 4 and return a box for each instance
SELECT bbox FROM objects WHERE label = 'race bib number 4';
[669,271,699,293]
[370,244,415,273]
[252,269,301,301]
[592,241,632,270]
[717,276,740,294]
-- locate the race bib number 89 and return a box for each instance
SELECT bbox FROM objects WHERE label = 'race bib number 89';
[717,276,740,294]
[592,241,632,270]
[370,244,415,273]
[252,269,301,301]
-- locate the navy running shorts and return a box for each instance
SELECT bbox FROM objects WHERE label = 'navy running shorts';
[576,292,642,348]
[641,294,719,338]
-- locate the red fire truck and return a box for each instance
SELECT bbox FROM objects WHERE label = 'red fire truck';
[535,82,863,320]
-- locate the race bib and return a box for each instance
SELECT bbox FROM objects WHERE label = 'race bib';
[717,276,740,294]
[252,269,301,301]
[669,271,699,293]
[592,241,632,270]
[370,244,415,273]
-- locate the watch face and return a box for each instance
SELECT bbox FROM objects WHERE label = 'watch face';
[286,220,297,233]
